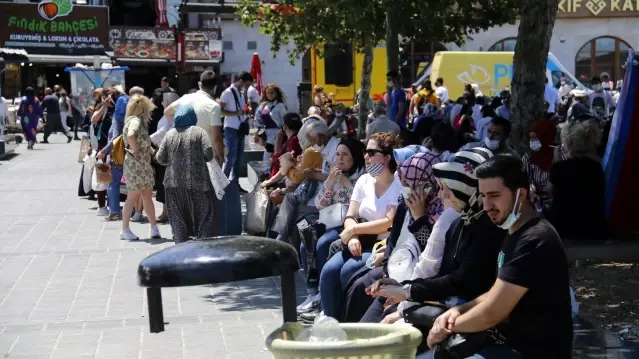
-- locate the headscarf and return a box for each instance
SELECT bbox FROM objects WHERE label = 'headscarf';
[338,138,365,177]
[393,145,429,164]
[529,119,557,172]
[23,87,35,99]
[398,152,445,225]
[173,104,198,129]
[432,147,493,225]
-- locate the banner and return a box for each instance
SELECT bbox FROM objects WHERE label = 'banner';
[0,2,109,55]
[184,29,222,62]
[109,27,176,60]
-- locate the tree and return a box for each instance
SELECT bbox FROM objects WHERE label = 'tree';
[509,0,559,153]
[237,0,519,133]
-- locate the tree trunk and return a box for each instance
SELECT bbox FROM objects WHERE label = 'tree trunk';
[386,3,400,87]
[358,43,375,137]
[510,0,559,154]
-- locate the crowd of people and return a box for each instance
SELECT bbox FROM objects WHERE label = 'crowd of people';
[11,63,612,357]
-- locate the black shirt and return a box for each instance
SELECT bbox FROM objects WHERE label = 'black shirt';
[42,94,60,116]
[548,157,606,240]
[497,217,573,358]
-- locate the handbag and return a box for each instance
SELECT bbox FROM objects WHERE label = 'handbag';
[245,186,271,235]
[319,203,347,229]
[387,212,422,283]
[433,331,496,359]
[206,159,230,200]
[94,162,112,185]
[296,214,325,289]
[78,135,90,163]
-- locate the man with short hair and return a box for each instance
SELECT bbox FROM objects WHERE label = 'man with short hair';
[129,86,144,96]
[424,155,572,359]
[496,90,510,120]
[461,117,517,157]
[434,77,449,104]
[160,77,175,92]
[219,71,253,182]
[587,76,615,121]
[164,70,223,164]
[386,70,407,128]
[42,87,72,143]
[366,103,400,139]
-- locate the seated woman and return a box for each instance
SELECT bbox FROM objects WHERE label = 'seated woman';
[343,150,446,323]
[296,138,366,313]
[523,118,557,211]
[260,113,304,190]
[315,132,403,320]
[365,148,506,333]
[547,120,606,240]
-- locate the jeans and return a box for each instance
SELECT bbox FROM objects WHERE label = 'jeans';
[319,236,372,319]
[222,127,245,183]
[315,229,340,278]
[108,165,123,215]
[416,344,522,359]
[213,181,242,236]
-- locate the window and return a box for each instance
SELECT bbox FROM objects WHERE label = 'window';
[302,49,311,82]
[223,41,233,51]
[247,41,257,51]
[575,36,631,87]
[324,44,353,87]
[488,38,517,52]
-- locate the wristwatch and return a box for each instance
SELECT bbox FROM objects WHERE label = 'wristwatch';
[403,284,412,301]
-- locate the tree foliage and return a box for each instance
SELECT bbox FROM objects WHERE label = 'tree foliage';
[237,0,520,65]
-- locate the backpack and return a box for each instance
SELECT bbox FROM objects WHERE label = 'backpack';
[111,134,125,165]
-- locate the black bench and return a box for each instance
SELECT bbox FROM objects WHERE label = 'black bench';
[137,235,300,333]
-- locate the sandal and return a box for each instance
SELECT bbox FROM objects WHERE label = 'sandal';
[104,213,122,222]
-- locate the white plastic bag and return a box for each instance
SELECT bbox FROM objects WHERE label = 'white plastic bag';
[83,154,96,194]
[244,187,270,235]
[206,160,230,200]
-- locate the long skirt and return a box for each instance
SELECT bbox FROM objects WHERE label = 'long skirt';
[165,187,215,243]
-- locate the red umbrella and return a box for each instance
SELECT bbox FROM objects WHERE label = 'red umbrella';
[250,52,263,96]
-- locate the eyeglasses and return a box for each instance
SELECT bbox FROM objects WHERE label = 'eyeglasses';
[365,149,386,157]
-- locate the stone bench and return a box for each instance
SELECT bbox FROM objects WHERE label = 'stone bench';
[0,134,19,159]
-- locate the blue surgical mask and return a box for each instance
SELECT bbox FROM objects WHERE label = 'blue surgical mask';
[484,136,500,150]
[499,189,523,230]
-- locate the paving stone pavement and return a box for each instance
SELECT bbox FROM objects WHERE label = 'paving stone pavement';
[0,137,307,359]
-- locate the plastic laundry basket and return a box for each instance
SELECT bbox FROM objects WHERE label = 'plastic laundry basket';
[266,323,423,359]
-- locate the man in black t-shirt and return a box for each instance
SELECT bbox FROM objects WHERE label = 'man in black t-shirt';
[424,155,572,359]
[42,87,72,143]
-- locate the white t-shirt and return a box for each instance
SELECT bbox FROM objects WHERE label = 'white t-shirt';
[588,91,615,118]
[544,84,560,113]
[247,85,261,104]
[220,84,248,130]
[435,86,449,104]
[173,90,222,140]
[351,173,403,239]
[320,136,341,174]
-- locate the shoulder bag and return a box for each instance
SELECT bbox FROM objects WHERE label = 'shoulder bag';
[319,203,348,230]
[230,87,250,136]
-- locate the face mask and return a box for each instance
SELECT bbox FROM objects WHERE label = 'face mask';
[484,136,500,150]
[593,84,602,91]
[530,140,542,152]
[387,81,394,87]
[366,163,386,177]
[499,189,523,230]
[561,81,566,86]
[312,144,325,152]
[401,186,411,199]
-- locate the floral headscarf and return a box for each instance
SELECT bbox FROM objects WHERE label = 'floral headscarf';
[397,151,445,225]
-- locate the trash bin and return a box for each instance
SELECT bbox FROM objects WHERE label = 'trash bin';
[267,322,423,359]
[137,236,300,333]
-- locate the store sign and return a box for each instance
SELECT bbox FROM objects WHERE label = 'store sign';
[109,27,176,60]
[0,2,109,55]
[558,0,639,17]
[184,29,223,62]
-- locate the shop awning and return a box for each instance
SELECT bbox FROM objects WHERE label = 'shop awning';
[27,54,111,65]
[114,58,176,67]
[0,48,29,63]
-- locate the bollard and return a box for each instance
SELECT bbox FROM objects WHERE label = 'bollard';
[138,236,300,333]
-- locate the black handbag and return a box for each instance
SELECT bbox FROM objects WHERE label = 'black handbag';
[433,331,496,359]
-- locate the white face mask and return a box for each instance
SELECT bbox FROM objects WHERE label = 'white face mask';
[484,136,500,150]
[561,81,566,86]
[401,186,412,199]
[387,81,394,87]
[366,163,386,177]
[530,140,542,152]
[499,188,523,230]
[312,144,325,152]
[593,84,602,92]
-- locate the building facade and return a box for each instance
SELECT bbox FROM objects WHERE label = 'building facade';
[450,1,639,86]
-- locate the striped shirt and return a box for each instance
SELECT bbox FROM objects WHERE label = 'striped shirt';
[522,153,551,205]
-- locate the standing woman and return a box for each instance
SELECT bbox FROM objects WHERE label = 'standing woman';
[17,87,42,150]
[152,91,180,223]
[523,119,557,211]
[120,95,161,241]
[90,89,112,215]
[155,104,216,243]
[254,83,287,168]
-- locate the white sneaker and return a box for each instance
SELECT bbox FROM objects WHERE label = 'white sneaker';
[150,225,161,239]
[96,207,109,216]
[297,293,320,313]
[119,228,139,241]
[131,212,146,223]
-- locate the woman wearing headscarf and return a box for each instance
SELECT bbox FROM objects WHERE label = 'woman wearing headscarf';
[17,87,42,150]
[365,149,506,347]
[523,119,557,211]
[342,150,446,323]
[155,104,215,243]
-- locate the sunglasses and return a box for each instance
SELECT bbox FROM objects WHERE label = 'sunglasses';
[365,149,387,157]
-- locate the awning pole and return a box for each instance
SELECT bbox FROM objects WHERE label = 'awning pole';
[93,56,102,88]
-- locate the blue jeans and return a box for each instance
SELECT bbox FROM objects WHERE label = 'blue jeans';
[416,345,522,359]
[300,228,338,293]
[213,181,242,236]
[108,165,123,215]
[222,127,245,183]
[319,235,372,319]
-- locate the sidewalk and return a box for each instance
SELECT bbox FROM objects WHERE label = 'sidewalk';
[0,137,304,359]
